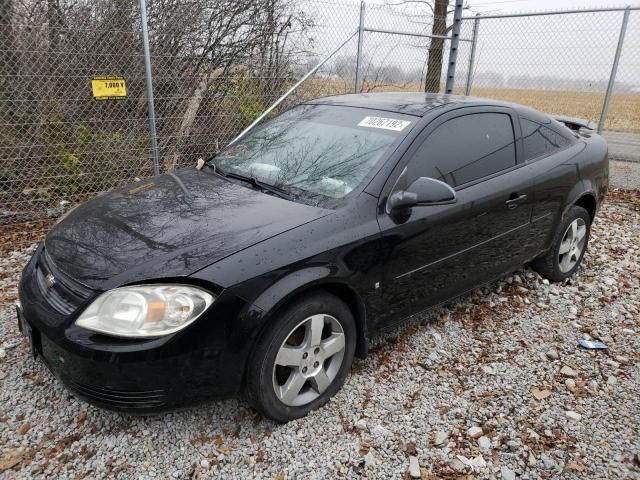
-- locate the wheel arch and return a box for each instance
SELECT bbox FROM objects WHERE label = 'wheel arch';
[249,272,370,360]
[563,179,598,223]
[573,192,597,222]
[316,283,369,358]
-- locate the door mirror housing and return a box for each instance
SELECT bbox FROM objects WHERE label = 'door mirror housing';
[387,177,457,213]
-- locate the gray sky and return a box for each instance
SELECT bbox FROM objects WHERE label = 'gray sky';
[464,0,639,86]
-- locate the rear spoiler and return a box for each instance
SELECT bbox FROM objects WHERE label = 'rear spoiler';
[552,115,597,132]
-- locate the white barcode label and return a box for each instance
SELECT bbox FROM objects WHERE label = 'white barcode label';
[358,116,411,131]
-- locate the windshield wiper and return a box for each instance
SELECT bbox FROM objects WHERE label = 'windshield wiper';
[211,164,294,201]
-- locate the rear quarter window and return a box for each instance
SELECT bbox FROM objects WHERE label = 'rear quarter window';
[521,118,573,161]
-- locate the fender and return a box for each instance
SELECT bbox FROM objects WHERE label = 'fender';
[234,266,370,359]
[252,266,334,312]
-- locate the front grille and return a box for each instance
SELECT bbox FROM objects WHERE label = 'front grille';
[35,249,94,315]
[70,382,167,409]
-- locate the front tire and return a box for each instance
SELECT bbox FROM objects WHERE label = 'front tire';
[532,205,591,282]
[245,292,356,422]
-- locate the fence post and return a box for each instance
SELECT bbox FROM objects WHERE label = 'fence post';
[444,0,464,94]
[139,0,160,175]
[355,1,366,94]
[464,14,480,96]
[598,6,630,134]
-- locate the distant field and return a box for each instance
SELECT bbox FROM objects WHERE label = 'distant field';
[470,87,640,134]
[299,79,640,133]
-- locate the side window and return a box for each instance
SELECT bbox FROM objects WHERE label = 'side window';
[406,113,516,188]
[521,118,572,161]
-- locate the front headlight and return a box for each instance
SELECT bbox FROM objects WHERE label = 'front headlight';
[75,284,215,338]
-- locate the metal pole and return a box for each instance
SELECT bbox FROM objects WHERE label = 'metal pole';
[363,27,471,42]
[461,5,639,21]
[598,6,630,134]
[445,0,464,94]
[139,0,160,175]
[355,1,365,93]
[464,14,480,96]
[229,30,359,146]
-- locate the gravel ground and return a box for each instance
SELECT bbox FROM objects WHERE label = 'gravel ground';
[1,190,640,479]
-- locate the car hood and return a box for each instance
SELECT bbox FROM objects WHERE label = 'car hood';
[45,168,332,290]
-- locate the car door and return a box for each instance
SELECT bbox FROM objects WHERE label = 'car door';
[374,107,534,328]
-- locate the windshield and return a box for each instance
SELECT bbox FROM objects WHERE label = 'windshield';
[213,104,414,201]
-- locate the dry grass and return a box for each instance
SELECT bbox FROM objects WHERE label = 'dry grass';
[297,79,640,133]
[470,87,640,133]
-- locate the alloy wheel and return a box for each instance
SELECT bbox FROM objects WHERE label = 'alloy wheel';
[272,314,346,407]
[558,218,587,273]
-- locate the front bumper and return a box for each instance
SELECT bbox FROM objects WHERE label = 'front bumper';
[17,305,177,410]
[17,246,256,413]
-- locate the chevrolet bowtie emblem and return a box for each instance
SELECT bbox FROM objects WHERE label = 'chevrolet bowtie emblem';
[45,273,56,288]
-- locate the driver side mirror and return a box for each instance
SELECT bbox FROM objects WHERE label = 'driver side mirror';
[387,177,457,214]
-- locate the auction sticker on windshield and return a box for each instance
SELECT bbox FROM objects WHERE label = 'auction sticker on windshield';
[358,116,411,132]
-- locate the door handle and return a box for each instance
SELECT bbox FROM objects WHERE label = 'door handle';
[505,194,528,209]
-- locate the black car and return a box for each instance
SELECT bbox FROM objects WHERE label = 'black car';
[17,93,608,422]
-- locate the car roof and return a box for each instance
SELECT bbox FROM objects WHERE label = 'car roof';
[305,92,535,117]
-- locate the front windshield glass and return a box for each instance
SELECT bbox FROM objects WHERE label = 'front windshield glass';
[213,104,414,200]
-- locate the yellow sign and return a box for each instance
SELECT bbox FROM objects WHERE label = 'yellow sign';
[91,76,127,100]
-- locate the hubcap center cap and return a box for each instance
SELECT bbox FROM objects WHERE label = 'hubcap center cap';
[300,348,323,376]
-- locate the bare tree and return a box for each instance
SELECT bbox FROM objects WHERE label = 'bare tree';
[425,0,447,93]
[332,51,412,94]
[0,0,310,211]
[0,0,15,104]
[143,0,309,169]
[386,0,467,93]
[46,0,64,52]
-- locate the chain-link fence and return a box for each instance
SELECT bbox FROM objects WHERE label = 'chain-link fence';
[459,6,640,134]
[1,1,151,225]
[1,0,639,233]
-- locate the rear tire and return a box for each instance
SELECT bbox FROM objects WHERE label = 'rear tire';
[245,292,356,423]
[532,205,591,282]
